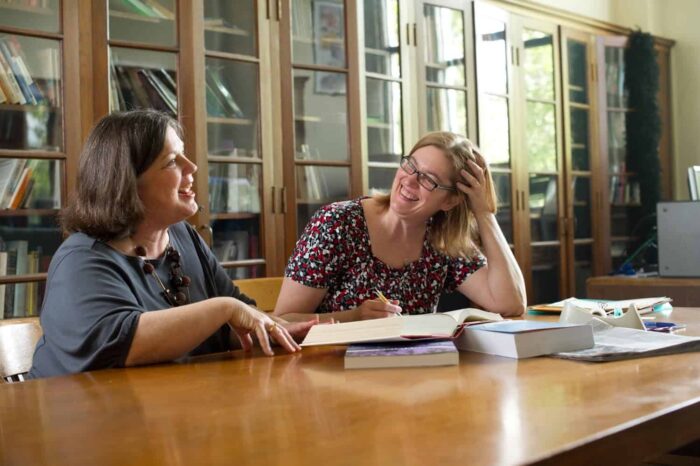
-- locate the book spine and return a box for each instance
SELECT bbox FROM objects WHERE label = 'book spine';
[0,40,35,104]
[0,44,26,104]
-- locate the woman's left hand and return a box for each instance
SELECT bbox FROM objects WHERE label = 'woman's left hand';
[269,314,318,342]
[456,159,493,216]
[229,303,304,356]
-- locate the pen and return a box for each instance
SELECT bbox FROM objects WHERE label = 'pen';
[375,289,402,316]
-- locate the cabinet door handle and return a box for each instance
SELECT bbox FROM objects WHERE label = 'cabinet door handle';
[406,23,410,46]
[277,0,282,21]
[520,190,525,211]
[281,186,287,214]
[515,46,520,66]
[271,186,277,213]
[413,23,417,47]
[266,0,270,20]
[514,189,519,211]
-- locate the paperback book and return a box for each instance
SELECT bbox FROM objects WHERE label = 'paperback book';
[344,340,459,369]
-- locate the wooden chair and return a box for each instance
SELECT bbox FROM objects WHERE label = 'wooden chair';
[0,317,42,383]
[234,277,284,313]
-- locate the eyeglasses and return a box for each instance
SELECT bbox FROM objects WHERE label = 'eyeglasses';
[399,156,456,192]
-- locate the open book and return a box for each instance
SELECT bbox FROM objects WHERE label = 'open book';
[301,308,502,347]
[529,296,672,315]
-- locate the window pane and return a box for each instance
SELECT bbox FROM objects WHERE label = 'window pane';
[366,78,402,163]
[0,0,60,33]
[208,163,261,214]
[109,47,177,116]
[529,174,558,242]
[567,39,588,104]
[426,87,466,135]
[525,101,557,172]
[570,107,589,171]
[522,29,554,101]
[479,94,510,168]
[364,0,400,78]
[0,35,63,151]
[204,0,257,57]
[293,69,348,162]
[531,245,560,304]
[292,0,346,68]
[423,5,465,87]
[210,218,262,263]
[205,58,260,158]
[475,17,507,95]
[109,0,176,47]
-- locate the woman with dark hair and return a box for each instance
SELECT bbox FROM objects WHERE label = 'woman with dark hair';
[30,110,313,378]
[274,132,526,322]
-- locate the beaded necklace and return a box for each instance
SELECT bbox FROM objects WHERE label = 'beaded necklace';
[135,244,191,306]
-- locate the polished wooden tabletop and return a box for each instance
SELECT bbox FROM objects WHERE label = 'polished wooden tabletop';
[2,309,700,466]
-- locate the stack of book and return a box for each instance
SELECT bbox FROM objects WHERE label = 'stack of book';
[0,35,51,106]
[109,62,177,116]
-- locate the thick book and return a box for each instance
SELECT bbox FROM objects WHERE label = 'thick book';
[344,340,459,369]
[301,308,503,347]
[456,320,595,359]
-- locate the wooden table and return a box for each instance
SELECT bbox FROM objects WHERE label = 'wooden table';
[2,309,700,465]
[587,276,700,307]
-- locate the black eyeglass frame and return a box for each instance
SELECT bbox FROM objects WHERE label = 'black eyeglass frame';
[399,155,457,192]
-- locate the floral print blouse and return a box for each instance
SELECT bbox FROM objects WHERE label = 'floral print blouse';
[285,198,485,314]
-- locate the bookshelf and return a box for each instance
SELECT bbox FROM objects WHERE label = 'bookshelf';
[0,0,75,319]
[0,0,677,320]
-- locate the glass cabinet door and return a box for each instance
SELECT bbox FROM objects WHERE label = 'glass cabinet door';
[418,0,470,136]
[0,4,64,318]
[474,6,514,246]
[289,0,351,235]
[363,0,404,194]
[597,36,636,273]
[203,0,265,279]
[563,31,598,297]
[107,0,178,115]
[520,23,563,305]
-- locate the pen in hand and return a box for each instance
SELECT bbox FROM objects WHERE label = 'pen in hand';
[374,289,402,316]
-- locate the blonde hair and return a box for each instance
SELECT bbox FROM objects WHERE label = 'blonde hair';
[376,132,497,258]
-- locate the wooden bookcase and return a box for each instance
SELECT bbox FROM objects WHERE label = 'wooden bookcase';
[0,0,676,319]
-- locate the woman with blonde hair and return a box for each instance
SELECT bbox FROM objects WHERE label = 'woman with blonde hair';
[275,131,526,321]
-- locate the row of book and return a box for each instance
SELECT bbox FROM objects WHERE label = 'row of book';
[212,230,258,279]
[609,175,641,205]
[0,35,58,106]
[0,240,44,318]
[111,0,174,20]
[0,159,57,210]
[209,164,261,214]
[109,63,177,116]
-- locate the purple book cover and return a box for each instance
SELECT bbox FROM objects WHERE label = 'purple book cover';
[345,340,457,358]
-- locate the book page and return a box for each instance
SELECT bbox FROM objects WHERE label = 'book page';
[444,308,504,324]
[301,313,458,346]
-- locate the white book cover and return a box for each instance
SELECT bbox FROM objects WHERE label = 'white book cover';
[456,320,595,359]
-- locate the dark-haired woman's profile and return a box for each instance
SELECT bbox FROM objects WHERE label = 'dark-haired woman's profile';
[30,110,314,378]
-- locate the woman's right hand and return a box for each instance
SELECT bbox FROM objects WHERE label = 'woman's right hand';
[355,299,402,320]
[227,302,301,356]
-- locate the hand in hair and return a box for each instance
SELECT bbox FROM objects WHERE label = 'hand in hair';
[457,159,492,216]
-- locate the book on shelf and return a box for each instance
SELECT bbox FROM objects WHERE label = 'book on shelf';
[301,308,503,347]
[5,36,45,104]
[6,240,27,318]
[7,165,32,209]
[0,38,40,105]
[0,251,6,320]
[205,67,244,118]
[137,69,176,114]
[529,296,672,315]
[456,320,595,359]
[0,159,27,208]
[0,42,25,104]
[0,80,6,103]
[344,340,459,369]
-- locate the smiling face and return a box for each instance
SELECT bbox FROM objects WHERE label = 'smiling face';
[136,126,198,229]
[389,145,460,221]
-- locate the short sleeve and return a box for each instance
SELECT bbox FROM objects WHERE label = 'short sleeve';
[285,205,346,289]
[32,249,143,376]
[443,253,486,292]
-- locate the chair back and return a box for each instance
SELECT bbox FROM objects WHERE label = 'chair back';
[234,277,284,312]
[0,317,42,383]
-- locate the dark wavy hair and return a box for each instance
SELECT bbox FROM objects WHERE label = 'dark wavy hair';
[61,110,182,241]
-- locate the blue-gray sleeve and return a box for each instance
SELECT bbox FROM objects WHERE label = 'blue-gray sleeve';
[32,250,143,377]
